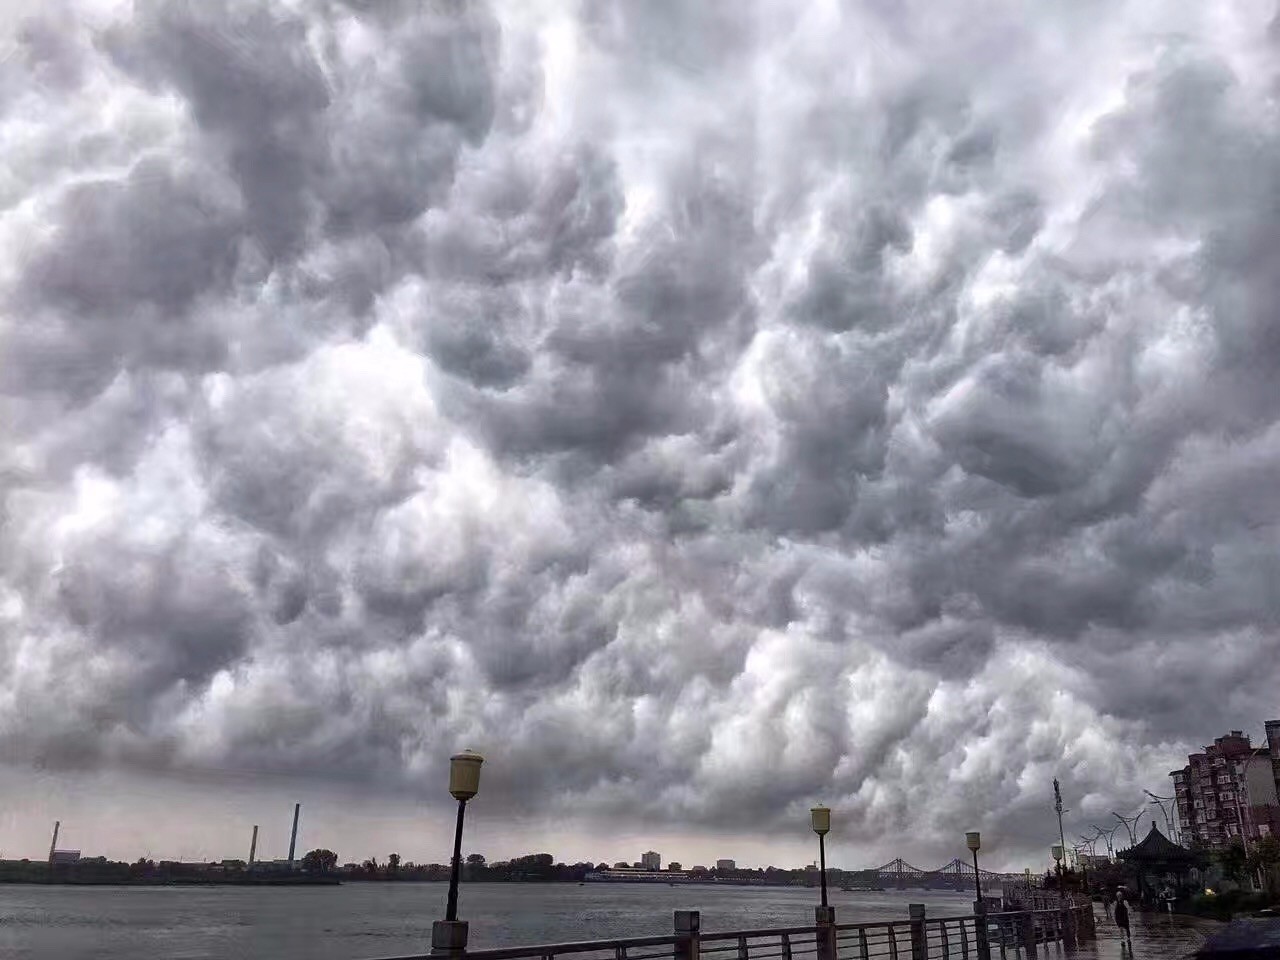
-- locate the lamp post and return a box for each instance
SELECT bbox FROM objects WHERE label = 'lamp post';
[1144,790,1180,844]
[1091,823,1121,861]
[1051,844,1064,904]
[811,806,831,909]
[966,832,983,902]
[445,750,484,922]
[1073,843,1090,894]
[1053,779,1068,870]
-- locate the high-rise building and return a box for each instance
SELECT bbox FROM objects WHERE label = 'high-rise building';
[716,858,736,872]
[641,851,661,870]
[1170,723,1280,849]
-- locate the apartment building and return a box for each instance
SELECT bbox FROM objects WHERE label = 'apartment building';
[1170,724,1280,849]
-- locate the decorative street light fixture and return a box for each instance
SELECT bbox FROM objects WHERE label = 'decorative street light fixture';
[966,832,983,902]
[811,805,831,909]
[445,750,484,923]
[1091,823,1122,861]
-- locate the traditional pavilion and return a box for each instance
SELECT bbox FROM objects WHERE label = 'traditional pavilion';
[1116,822,1205,903]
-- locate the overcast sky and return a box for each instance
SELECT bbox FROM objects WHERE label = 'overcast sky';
[2,0,1279,875]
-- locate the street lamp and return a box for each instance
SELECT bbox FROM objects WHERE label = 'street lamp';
[1051,844,1064,903]
[1073,843,1090,894]
[445,750,484,923]
[811,805,831,909]
[1144,790,1179,844]
[966,832,983,902]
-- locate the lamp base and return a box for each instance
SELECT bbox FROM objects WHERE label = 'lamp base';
[432,920,469,958]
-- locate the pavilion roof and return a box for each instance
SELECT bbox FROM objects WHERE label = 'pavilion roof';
[1116,823,1198,864]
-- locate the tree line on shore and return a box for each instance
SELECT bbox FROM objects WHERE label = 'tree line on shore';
[328,851,863,885]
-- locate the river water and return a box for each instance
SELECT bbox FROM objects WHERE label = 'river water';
[0,882,982,960]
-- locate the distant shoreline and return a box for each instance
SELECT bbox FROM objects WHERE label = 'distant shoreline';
[0,885,343,890]
[0,876,988,890]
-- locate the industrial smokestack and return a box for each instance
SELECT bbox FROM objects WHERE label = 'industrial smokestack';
[48,821,60,864]
[249,825,259,866]
[287,803,300,867]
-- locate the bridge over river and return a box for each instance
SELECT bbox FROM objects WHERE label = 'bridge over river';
[844,858,1026,891]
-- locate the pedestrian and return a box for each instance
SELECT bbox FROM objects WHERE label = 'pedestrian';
[1103,889,1112,919]
[1115,889,1132,947]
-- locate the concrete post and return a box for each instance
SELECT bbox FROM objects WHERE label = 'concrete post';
[1019,911,1037,960]
[675,910,701,960]
[909,904,926,960]
[972,900,991,960]
[1060,906,1076,951]
[815,905,837,960]
[431,920,469,960]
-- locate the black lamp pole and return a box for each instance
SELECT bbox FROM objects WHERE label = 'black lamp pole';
[972,849,982,901]
[445,798,468,922]
[442,749,483,925]
[818,833,829,908]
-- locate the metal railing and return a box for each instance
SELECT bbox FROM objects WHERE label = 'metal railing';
[372,901,1096,960]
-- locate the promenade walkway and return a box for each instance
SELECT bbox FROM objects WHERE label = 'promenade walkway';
[1067,906,1217,960]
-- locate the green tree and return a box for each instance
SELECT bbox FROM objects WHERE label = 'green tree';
[388,853,401,875]
[1215,840,1249,884]
[1247,836,1280,892]
[302,849,338,874]
[465,853,486,867]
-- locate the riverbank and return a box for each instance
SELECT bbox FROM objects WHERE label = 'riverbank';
[0,874,341,886]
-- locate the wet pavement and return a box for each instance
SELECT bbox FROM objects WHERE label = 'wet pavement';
[1066,906,1218,960]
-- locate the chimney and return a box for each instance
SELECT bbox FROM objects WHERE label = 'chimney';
[287,804,301,867]
[48,821,60,864]
[249,825,259,866]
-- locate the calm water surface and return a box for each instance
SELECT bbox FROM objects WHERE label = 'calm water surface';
[0,883,983,960]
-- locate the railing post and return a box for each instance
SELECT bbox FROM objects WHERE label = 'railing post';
[1060,906,1076,951]
[909,905,926,960]
[675,911,701,960]
[1080,902,1096,941]
[972,901,990,960]
[815,905,837,960]
[431,920,469,960]
[1019,912,1036,960]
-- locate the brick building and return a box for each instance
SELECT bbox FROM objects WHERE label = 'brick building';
[1170,723,1280,849]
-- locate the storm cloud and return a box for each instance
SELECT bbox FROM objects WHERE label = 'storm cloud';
[2,0,1280,868]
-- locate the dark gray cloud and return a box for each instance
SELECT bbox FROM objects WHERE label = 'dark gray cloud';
[2,0,1280,869]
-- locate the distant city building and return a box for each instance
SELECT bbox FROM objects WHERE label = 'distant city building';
[641,851,661,870]
[50,850,81,864]
[1170,722,1280,849]
[690,865,708,874]
[667,862,682,872]
[716,859,736,872]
